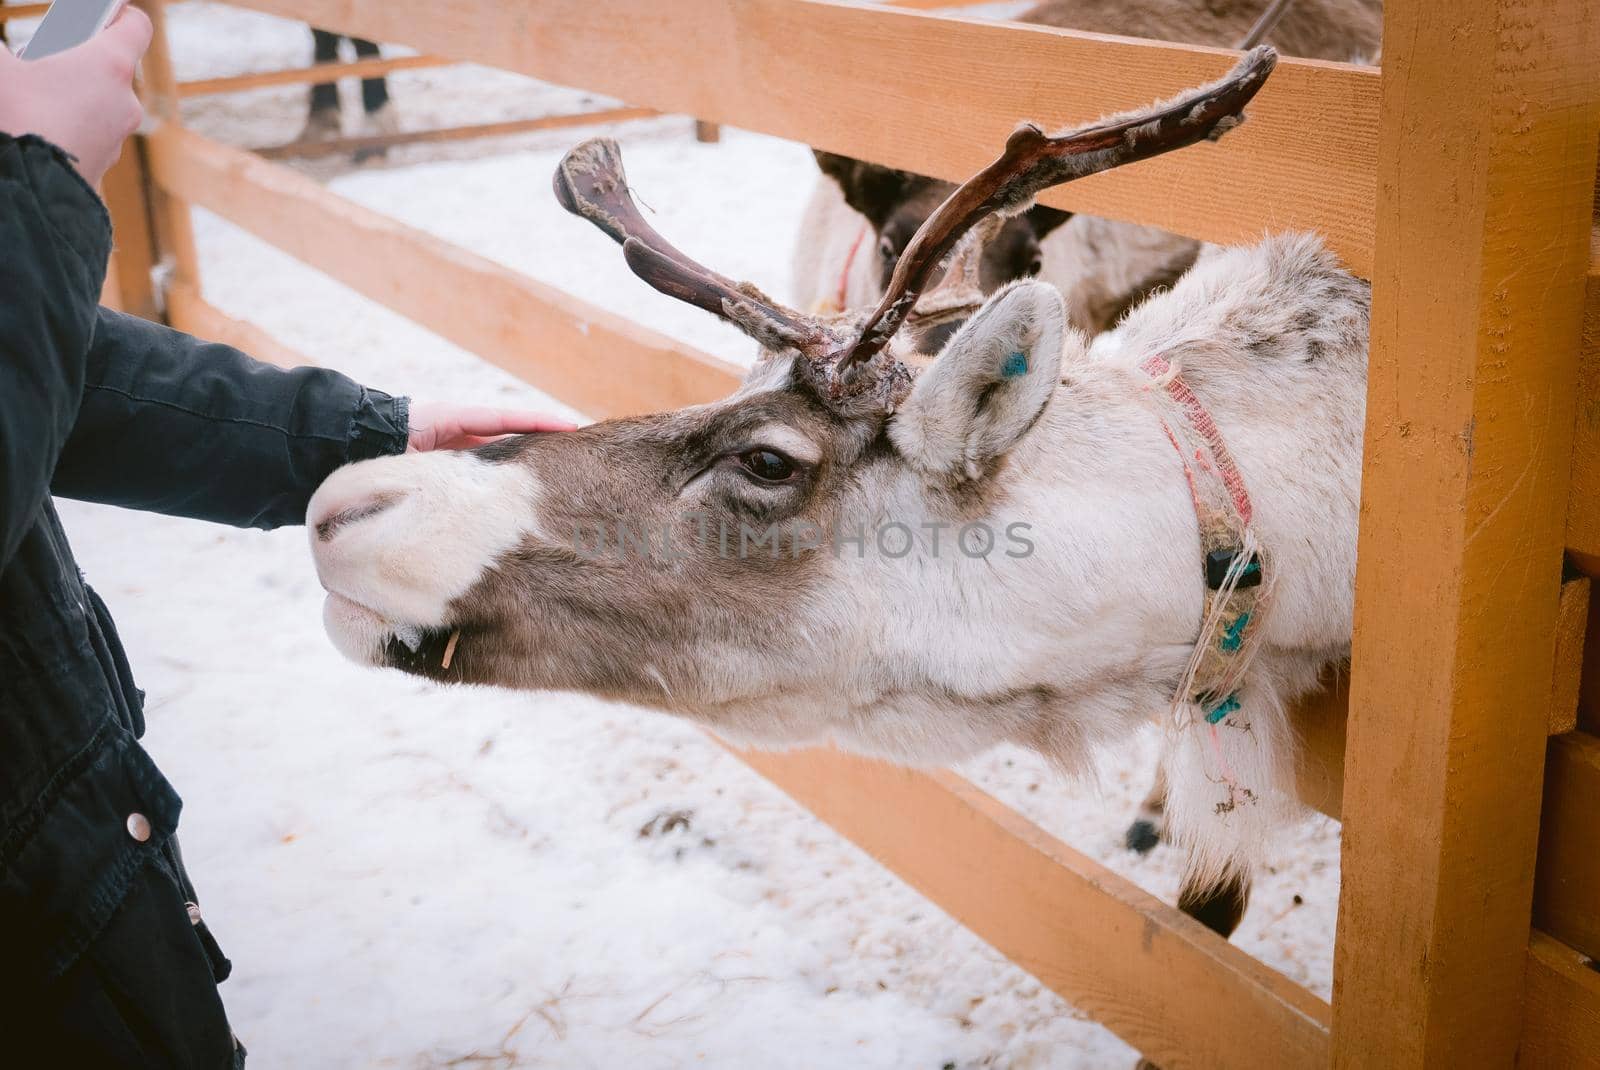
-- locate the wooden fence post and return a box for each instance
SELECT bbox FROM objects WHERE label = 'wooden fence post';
[133,0,201,313]
[1331,0,1600,1066]
[98,137,161,321]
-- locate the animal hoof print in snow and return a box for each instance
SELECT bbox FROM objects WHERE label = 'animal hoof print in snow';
[638,809,694,838]
[1124,818,1161,854]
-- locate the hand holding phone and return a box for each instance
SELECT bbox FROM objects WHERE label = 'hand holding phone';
[19,0,130,60]
[0,2,151,186]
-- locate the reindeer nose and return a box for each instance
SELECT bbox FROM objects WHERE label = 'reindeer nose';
[312,491,401,543]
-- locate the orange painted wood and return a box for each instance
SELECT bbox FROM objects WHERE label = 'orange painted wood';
[222,0,1382,276]
[1294,572,1585,823]
[1534,731,1600,964]
[145,124,744,420]
[1519,931,1600,1068]
[0,2,47,23]
[133,0,200,299]
[733,745,1331,1070]
[99,258,123,313]
[1331,0,1600,1065]
[253,106,660,160]
[178,53,451,98]
[1293,671,1348,819]
[98,139,161,322]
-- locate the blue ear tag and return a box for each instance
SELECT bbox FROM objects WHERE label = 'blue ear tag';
[1001,351,1029,378]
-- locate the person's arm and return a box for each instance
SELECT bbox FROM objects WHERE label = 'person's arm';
[51,319,580,527]
[50,310,412,529]
[0,134,112,568]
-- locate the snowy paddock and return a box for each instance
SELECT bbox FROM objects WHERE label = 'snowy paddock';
[44,3,1340,1065]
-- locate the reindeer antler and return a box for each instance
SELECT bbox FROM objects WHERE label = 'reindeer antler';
[552,48,1275,407]
[1238,0,1295,51]
[835,46,1278,379]
[553,138,828,354]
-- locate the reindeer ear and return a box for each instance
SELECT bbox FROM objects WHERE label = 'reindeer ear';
[890,281,1074,480]
[813,150,923,230]
[1026,203,1073,242]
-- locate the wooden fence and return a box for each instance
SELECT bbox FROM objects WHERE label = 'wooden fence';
[88,0,1600,1065]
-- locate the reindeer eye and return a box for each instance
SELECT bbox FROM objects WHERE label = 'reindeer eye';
[877,234,897,262]
[1027,256,1044,277]
[740,449,796,483]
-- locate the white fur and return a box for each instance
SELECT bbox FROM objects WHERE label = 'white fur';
[308,451,541,656]
[1040,214,1201,335]
[892,281,1070,479]
[789,177,883,313]
[748,422,824,465]
[714,236,1365,881]
[791,172,1199,337]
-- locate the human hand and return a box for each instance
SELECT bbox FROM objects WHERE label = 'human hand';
[405,402,578,453]
[0,5,152,187]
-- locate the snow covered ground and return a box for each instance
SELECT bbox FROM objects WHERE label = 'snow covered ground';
[20,3,1339,1066]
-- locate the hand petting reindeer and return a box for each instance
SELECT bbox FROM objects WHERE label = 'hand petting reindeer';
[307,49,1371,952]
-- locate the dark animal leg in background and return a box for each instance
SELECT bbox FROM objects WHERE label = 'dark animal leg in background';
[350,37,390,114]
[1124,763,1168,854]
[308,29,341,116]
[1177,870,1251,939]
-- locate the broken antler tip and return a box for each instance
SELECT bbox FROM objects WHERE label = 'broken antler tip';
[553,137,626,206]
[1239,45,1278,79]
[559,136,621,172]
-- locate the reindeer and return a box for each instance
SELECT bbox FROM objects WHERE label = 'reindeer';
[795,0,1380,865]
[792,0,1381,332]
[306,51,1369,963]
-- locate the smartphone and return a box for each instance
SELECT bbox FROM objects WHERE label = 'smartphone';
[18,0,128,60]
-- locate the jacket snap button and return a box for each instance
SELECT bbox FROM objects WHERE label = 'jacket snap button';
[126,812,151,842]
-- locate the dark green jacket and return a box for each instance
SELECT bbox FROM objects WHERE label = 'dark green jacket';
[0,133,407,1064]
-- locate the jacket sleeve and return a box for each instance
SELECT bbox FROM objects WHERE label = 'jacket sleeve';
[0,135,112,570]
[51,310,411,530]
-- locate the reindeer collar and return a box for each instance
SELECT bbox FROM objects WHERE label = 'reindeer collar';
[814,221,871,316]
[1137,353,1271,727]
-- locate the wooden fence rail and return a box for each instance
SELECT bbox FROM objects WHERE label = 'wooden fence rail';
[0,2,48,23]
[252,106,661,160]
[177,53,451,97]
[222,0,1382,275]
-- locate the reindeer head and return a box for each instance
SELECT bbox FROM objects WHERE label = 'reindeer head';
[307,50,1275,755]
[813,150,1073,293]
